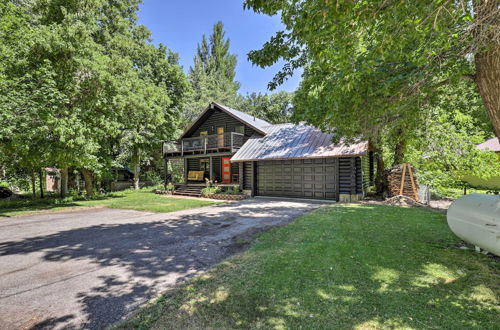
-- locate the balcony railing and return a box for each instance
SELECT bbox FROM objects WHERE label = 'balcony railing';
[163,132,244,156]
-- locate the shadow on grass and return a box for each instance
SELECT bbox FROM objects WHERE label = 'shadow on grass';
[117,204,499,329]
[0,194,126,217]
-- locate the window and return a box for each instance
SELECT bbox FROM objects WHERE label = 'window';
[235,126,244,134]
[200,131,208,136]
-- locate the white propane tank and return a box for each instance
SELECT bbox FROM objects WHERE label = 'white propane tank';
[447,194,500,256]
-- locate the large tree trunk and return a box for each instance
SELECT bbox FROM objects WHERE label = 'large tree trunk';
[132,147,140,190]
[474,0,500,141]
[80,168,94,197]
[38,169,44,199]
[475,46,500,141]
[60,167,68,198]
[392,134,407,166]
[369,141,387,195]
[30,169,36,199]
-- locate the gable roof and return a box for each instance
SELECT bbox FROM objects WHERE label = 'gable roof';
[231,123,368,162]
[478,137,500,152]
[181,102,271,138]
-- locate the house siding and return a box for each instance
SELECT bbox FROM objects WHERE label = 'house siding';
[338,157,363,196]
[243,161,253,190]
[186,109,262,142]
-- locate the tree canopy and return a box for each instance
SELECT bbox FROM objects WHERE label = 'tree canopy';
[244,0,500,141]
[0,0,188,195]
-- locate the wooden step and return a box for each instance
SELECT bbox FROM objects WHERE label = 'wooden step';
[172,191,202,197]
[173,185,203,197]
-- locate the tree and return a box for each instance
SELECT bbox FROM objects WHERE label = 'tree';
[244,0,500,142]
[0,0,187,196]
[237,91,294,124]
[405,81,500,192]
[185,21,240,121]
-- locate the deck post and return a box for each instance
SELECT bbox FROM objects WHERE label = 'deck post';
[231,132,234,152]
[209,156,213,182]
[239,162,243,190]
[184,158,188,184]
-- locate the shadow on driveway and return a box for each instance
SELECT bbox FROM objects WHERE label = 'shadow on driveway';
[0,199,324,329]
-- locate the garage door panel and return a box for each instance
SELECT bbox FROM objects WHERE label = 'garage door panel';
[256,159,338,200]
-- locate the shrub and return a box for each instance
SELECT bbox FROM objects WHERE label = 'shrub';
[201,186,221,197]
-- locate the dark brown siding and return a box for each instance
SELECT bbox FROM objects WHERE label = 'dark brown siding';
[213,156,221,182]
[186,109,262,142]
[243,162,253,190]
[187,158,200,171]
[339,157,363,195]
[256,158,338,200]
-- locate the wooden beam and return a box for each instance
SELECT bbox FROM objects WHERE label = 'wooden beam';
[408,164,419,201]
[350,158,357,195]
[209,156,213,182]
[239,162,243,190]
[251,161,257,197]
[399,163,407,195]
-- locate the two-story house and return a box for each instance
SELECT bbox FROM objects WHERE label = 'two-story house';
[163,102,375,201]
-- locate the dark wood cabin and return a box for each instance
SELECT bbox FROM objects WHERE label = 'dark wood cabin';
[164,102,375,201]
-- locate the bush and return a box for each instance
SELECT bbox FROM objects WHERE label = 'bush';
[224,186,241,195]
[201,186,221,197]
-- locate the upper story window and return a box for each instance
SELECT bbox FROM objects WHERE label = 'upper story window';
[235,126,244,134]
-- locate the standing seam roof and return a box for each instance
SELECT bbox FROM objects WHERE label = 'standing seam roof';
[231,123,368,162]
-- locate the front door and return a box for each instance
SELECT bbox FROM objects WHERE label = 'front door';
[217,127,225,148]
[222,157,231,183]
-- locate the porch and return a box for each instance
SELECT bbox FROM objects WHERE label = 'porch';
[179,155,241,186]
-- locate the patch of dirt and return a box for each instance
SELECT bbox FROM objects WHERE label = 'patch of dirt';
[385,195,426,207]
[361,195,454,213]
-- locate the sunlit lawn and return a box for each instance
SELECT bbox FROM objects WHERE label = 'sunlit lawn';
[0,189,219,217]
[117,204,499,329]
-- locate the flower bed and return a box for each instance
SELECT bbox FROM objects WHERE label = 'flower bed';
[206,194,247,200]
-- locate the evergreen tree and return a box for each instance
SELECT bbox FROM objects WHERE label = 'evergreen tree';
[185,21,240,121]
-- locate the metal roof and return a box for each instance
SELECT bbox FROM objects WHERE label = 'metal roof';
[478,137,500,152]
[231,123,368,162]
[181,102,271,138]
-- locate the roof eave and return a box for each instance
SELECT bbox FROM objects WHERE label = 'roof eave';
[230,152,369,163]
[180,102,268,139]
[212,102,268,135]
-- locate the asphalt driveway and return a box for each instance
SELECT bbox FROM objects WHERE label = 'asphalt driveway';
[0,198,326,329]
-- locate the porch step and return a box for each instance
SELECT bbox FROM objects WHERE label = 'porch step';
[173,185,203,197]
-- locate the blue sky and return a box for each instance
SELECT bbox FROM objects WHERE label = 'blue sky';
[137,0,301,95]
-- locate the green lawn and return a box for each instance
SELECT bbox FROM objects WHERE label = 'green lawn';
[117,204,499,330]
[0,189,219,217]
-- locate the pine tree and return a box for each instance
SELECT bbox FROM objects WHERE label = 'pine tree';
[185,22,240,121]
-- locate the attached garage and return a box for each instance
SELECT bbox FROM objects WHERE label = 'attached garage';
[232,123,372,202]
[256,159,338,200]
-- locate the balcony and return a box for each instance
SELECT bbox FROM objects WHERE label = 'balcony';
[163,132,244,157]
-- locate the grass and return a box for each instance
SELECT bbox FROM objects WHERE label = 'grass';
[117,204,499,330]
[0,189,219,217]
